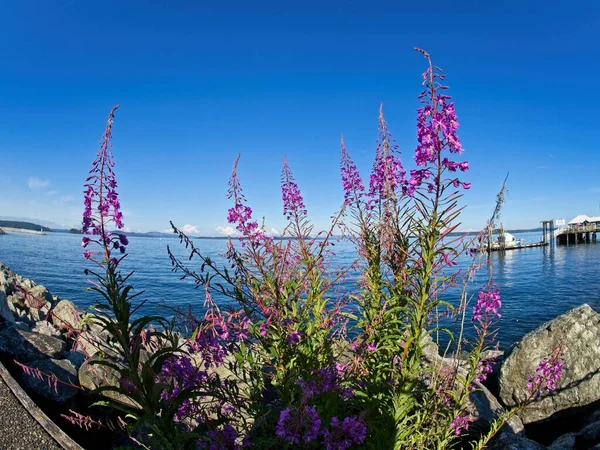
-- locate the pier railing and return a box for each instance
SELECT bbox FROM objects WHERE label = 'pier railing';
[558,223,600,235]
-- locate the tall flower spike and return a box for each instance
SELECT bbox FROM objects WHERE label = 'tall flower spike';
[281,157,307,220]
[226,154,264,242]
[368,105,406,202]
[410,48,469,191]
[340,136,365,206]
[82,105,128,264]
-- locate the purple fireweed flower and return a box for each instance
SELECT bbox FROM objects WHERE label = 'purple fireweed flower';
[281,158,307,220]
[472,287,502,323]
[340,136,365,205]
[450,413,470,436]
[286,330,302,345]
[82,105,128,263]
[322,416,367,450]
[412,50,469,191]
[226,155,265,242]
[296,367,342,400]
[276,405,321,445]
[160,355,209,422]
[367,106,406,203]
[475,359,494,383]
[197,424,241,450]
[527,349,565,396]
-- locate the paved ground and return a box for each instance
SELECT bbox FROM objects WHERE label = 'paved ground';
[0,375,61,450]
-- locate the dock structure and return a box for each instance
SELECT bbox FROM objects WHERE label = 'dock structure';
[541,220,555,245]
[556,215,600,245]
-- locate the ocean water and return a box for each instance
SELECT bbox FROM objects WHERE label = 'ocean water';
[1,230,599,349]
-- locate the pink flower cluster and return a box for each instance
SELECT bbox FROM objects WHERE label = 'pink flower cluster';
[527,350,564,396]
[340,139,365,205]
[472,287,502,323]
[226,155,265,242]
[450,413,470,436]
[281,159,307,220]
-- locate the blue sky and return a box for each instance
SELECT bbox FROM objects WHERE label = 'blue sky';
[1,1,599,235]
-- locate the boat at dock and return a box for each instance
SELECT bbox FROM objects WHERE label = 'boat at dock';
[473,228,548,252]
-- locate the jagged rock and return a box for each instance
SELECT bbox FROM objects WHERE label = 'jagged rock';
[51,299,84,331]
[0,290,15,325]
[0,265,13,292]
[0,328,66,362]
[15,275,35,290]
[74,330,115,358]
[487,432,547,450]
[28,285,53,304]
[499,304,600,424]
[64,350,87,370]
[32,320,61,337]
[79,359,139,408]
[548,432,576,450]
[20,358,79,402]
[14,321,30,331]
[468,382,524,437]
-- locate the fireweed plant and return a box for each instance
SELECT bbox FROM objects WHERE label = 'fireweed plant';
[76,50,565,450]
[80,106,241,449]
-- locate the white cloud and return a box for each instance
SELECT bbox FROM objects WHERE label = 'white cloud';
[57,195,75,204]
[181,224,201,235]
[215,225,236,236]
[43,190,59,196]
[28,177,50,189]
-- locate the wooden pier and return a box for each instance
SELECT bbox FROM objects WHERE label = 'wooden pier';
[555,215,600,246]
[474,241,549,253]
[556,224,599,245]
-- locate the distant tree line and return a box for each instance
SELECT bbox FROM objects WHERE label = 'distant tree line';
[0,220,52,232]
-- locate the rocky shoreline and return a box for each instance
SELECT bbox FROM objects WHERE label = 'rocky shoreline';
[1,261,600,449]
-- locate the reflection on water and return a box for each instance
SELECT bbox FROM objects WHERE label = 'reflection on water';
[1,230,599,349]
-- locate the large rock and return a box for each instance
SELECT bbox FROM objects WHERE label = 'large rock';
[499,304,600,424]
[27,285,53,305]
[486,432,547,450]
[51,299,84,331]
[0,328,66,362]
[468,382,524,437]
[79,359,139,408]
[32,320,61,337]
[20,358,79,402]
[0,290,15,325]
[0,264,14,293]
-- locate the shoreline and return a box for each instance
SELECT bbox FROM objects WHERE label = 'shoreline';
[1,228,47,235]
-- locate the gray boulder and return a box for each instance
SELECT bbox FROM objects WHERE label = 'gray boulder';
[64,350,87,370]
[486,433,547,450]
[79,359,139,408]
[27,285,53,305]
[499,304,600,424]
[32,320,61,337]
[20,358,79,402]
[0,328,66,362]
[0,290,15,325]
[468,382,524,437]
[51,299,84,331]
[0,264,14,293]
[548,432,576,450]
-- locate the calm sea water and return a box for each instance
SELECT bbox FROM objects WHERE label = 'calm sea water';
[1,231,599,349]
